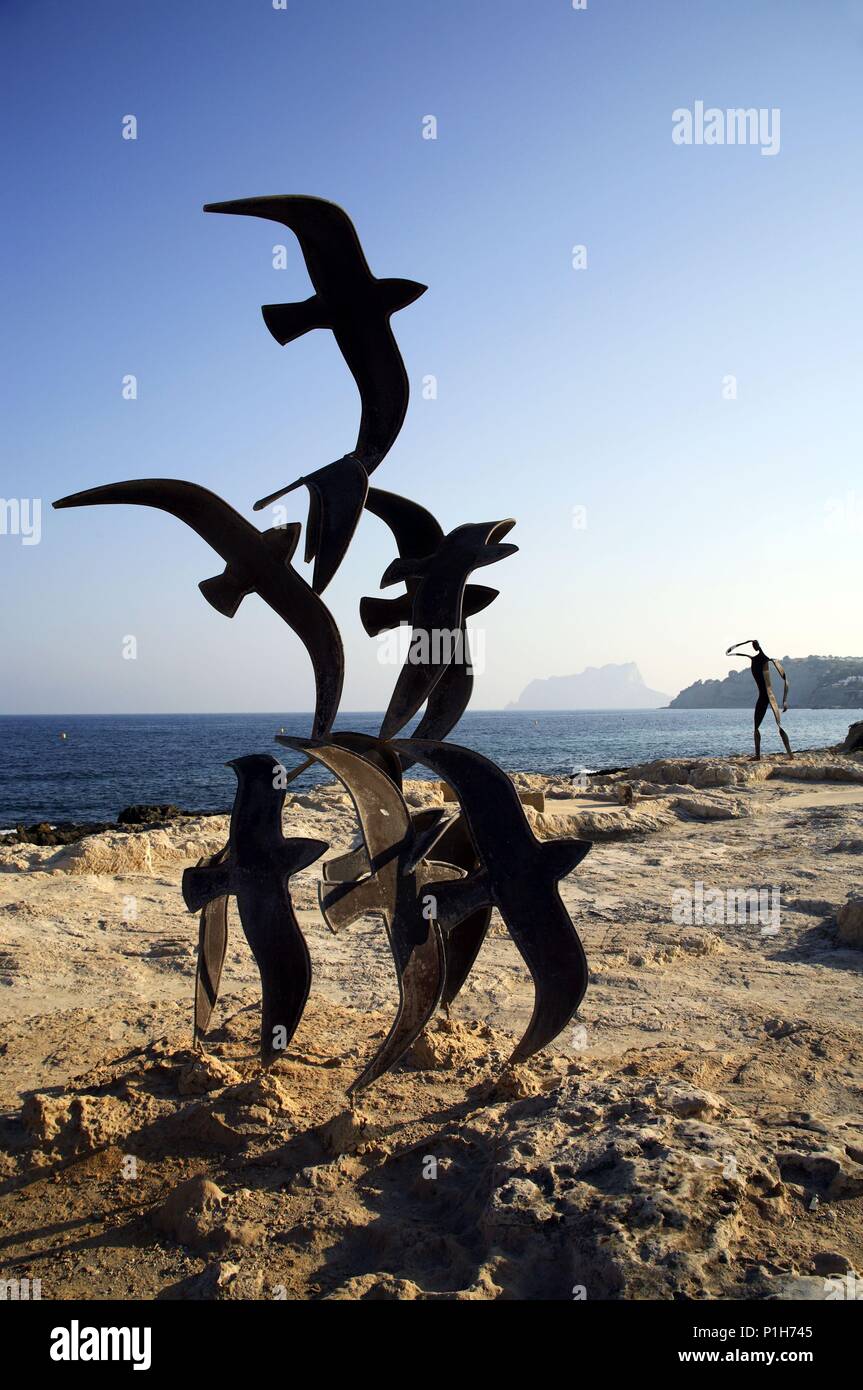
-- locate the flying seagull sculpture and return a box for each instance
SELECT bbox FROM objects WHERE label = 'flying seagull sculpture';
[390,739,592,1066]
[421,811,492,1010]
[204,195,426,593]
[193,729,405,1038]
[52,479,344,738]
[361,488,502,757]
[50,185,593,1104]
[359,488,500,638]
[182,754,327,1062]
[191,843,230,1043]
[278,736,464,1092]
[378,519,517,741]
[323,805,492,1014]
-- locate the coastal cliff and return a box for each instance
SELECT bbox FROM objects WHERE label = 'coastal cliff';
[671,655,863,709]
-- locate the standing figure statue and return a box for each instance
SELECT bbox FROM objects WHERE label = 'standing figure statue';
[726,639,793,760]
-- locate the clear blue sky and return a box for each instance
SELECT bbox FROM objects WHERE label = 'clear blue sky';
[1,0,861,713]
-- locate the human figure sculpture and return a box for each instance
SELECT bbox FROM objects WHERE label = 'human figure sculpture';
[726,639,793,760]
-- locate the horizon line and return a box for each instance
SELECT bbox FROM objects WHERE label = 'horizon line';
[0,706,691,718]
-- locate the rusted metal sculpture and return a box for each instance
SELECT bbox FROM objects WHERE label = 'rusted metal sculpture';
[323,807,492,1013]
[360,488,501,638]
[278,736,465,1093]
[205,195,426,594]
[192,845,230,1041]
[362,488,501,758]
[726,640,794,760]
[390,740,592,1065]
[182,755,327,1061]
[308,733,592,1073]
[377,519,518,740]
[425,812,493,1010]
[53,191,594,1089]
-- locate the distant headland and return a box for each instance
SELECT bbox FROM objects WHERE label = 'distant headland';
[506,662,669,710]
[670,655,863,709]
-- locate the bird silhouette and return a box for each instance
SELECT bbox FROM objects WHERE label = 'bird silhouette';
[191,843,230,1043]
[420,812,492,1010]
[277,736,464,1092]
[267,727,405,799]
[378,519,517,741]
[204,195,426,593]
[322,804,491,1014]
[360,488,502,759]
[53,479,344,739]
[312,734,454,903]
[390,739,591,1066]
[182,754,327,1062]
[322,803,447,892]
[359,488,499,637]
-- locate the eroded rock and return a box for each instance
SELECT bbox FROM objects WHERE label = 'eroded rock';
[837,894,863,948]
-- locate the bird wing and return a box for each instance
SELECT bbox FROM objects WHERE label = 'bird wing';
[394,740,590,1065]
[364,487,444,560]
[506,886,589,1066]
[277,737,411,867]
[415,636,473,735]
[350,321,411,467]
[396,647,474,769]
[53,479,344,740]
[302,457,369,594]
[204,195,373,295]
[348,905,445,1095]
[390,738,532,858]
[53,478,260,558]
[192,843,231,1039]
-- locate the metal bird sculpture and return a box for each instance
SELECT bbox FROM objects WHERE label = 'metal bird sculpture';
[182,754,327,1062]
[192,843,230,1042]
[322,804,446,893]
[421,811,492,1010]
[277,736,465,1092]
[51,189,593,1101]
[52,479,344,739]
[390,739,591,1066]
[360,488,500,638]
[378,519,518,741]
[204,195,426,594]
[323,805,492,1013]
[267,727,405,801]
[361,487,501,758]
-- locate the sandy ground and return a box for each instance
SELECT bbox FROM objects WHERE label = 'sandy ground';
[1,746,861,1301]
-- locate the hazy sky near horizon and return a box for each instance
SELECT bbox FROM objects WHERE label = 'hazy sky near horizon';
[1,0,861,714]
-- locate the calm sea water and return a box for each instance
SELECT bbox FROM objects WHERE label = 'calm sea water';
[0,708,860,827]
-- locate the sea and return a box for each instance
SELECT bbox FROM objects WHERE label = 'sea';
[0,708,860,828]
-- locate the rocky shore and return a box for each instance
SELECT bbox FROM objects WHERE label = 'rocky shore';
[0,737,861,1300]
[4,804,227,848]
